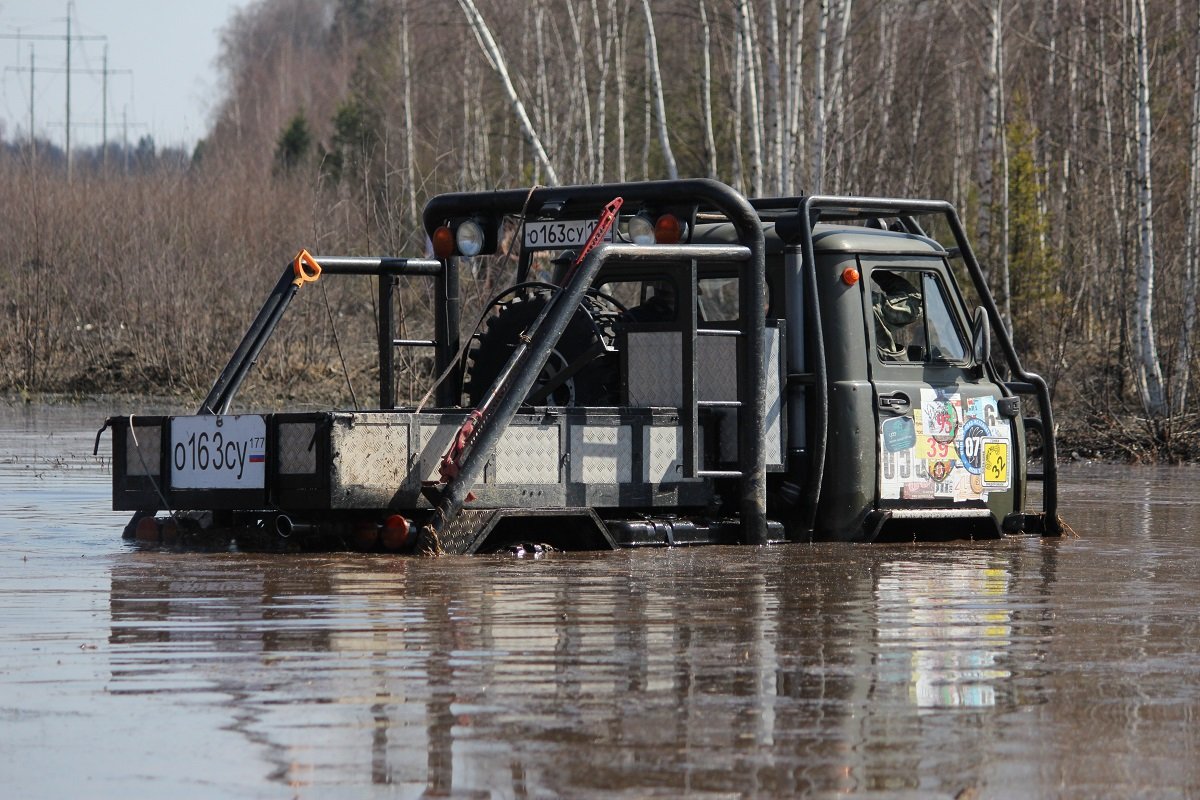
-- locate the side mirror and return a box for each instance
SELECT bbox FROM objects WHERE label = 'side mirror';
[971,307,991,367]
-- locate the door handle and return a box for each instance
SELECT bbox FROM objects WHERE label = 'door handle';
[877,391,911,414]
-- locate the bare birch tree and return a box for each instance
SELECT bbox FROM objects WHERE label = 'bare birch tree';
[640,0,678,180]
[565,3,595,182]
[699,0,718,178]
[1171,6,1200,413]
[614,1,627,182]
[765,0,784,193]
[732,8,746,191]
[825,0,853,189]
[457,0,559,185]
[785,0,806,191]
[975,0,1003,267]
[738,0,765,194]
[400,0,418,237]
[812,0,829,192]
[590,0,614,182]
[1130,0,1166,416]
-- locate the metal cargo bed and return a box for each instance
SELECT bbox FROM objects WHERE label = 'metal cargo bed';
[112,407,726,513]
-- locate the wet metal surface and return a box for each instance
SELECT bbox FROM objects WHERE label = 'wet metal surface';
[1,403,1199,798]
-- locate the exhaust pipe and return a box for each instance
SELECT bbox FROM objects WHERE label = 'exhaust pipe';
[275,514,318,538]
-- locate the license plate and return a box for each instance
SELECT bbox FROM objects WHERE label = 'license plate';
[523,219,612,250]
[171,415,266,489]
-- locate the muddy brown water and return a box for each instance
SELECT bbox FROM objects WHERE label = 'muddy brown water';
[1,403,1198,798]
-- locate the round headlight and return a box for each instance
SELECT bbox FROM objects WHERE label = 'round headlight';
[629,213,656,245]
[455,219,485,257]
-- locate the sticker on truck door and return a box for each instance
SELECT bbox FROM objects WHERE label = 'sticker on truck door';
[879,390,1011,501]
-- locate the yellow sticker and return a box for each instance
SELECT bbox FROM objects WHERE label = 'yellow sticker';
[982,440,1009,487]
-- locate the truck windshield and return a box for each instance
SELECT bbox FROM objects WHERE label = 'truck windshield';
[870,268,967,363]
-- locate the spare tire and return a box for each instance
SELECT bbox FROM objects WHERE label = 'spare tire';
[462,288,618,407]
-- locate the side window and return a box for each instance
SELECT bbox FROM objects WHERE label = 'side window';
[596,278,677,323]
[870,269,966,363]
[920,273,967,362]
[698,277,739,321]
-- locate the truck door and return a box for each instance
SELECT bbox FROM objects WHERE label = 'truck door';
[865,260,1015,519]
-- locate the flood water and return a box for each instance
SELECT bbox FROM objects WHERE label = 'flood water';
[1,402,1198,798]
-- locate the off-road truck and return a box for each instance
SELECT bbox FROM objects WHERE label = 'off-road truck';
[106,179,1060,552]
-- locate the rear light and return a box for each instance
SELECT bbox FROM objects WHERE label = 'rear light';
[654,213,686,244]
[455,219,485,257]
[432,225,455,258]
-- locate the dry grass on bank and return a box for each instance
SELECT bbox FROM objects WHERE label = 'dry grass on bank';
[0,158,448,408]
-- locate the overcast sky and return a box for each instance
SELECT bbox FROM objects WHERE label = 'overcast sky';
[0,0,249,150]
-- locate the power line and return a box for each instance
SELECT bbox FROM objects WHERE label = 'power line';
[0,2,106,180]
[6,52,132,164]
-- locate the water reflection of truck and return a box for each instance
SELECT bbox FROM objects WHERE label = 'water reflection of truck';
[106,180,1061,552]
[105,545,1058,795]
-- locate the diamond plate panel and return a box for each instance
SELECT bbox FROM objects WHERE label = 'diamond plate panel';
[125,424,160,476]
[332,420,410,488]
[643,425,701,484]
[434,509,498,554]
[765,327,783,466]
[277,422,317,475]
[494,425,560,484]
[627,332,681,406]
[697,335,738,400]
[712,328,783,466]
[570,424,631,483]
[419,423,461,482]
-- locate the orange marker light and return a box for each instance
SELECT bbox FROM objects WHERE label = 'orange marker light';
[381,514,413,551]
[432,226,455,259]
[654,213,685,244]
[134,516,160,542]
[841,267,861,286]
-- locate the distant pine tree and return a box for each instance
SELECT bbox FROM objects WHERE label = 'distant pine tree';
[275,113,313,172]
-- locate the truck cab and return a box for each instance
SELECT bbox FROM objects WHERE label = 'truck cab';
[108,180,1059,551]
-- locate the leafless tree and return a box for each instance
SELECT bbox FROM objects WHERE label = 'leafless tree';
[457,0,559,185]
[1172,4,1200,413]
[1130,0,1166,415]
[640,0,678,180]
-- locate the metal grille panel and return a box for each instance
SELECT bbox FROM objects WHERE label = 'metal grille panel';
[644,425,699,484]
[570,424,632,483]
[627,332,682,406]
[494,425,560,484]
[765,327,783,465]
[333,421,410,488]
[419,423,460,482]
[697,336,738,400]
[707,328,784,467]
[436,509,497,554]
[125,425,160,477]
[277,422,317,475]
